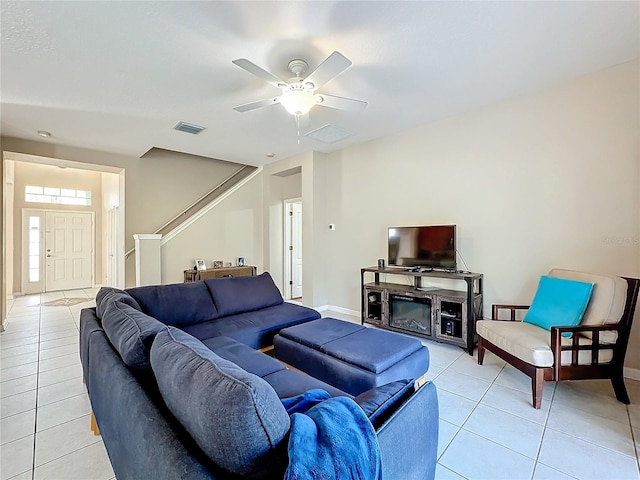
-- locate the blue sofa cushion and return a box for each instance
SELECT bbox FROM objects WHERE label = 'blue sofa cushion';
[95,287,141,320]
[150,327,290,479]
[262,368,349,399]
[101,300,165,371]
[277,317,365,350]
[126,282,218,327]
[524,276,593,336]
[354,380,415,429]
[201,336,286,378]
[182,302,320,350]
[204,272,283,317]
[321,328,423,373]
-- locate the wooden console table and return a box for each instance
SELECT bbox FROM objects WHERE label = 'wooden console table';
[361,266,483,355]
[184,265,256,282]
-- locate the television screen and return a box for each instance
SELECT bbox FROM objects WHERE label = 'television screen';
[388,225,456,269]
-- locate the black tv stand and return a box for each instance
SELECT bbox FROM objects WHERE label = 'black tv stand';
[361,266,483,355]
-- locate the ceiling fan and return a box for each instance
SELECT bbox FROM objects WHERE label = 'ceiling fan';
[232,51,367,117]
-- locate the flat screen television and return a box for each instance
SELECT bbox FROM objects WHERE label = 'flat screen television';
[388,225,456,269]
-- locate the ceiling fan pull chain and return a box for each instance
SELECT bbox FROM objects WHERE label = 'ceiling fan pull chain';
[296,115,301,145]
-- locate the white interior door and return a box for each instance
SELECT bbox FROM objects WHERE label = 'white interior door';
[291,202,303,298]
[283,200,303,300]
[45,211,94,292]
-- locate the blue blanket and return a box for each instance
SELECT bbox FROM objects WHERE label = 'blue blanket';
[282,390,381,480]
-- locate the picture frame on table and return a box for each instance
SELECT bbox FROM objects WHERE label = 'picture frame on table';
[195,259,207,271]
[213,260,223,269]
[237,257,246,266]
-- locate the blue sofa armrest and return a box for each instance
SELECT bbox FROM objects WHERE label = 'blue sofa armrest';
[79,308,105,386]
[376,381,438,480]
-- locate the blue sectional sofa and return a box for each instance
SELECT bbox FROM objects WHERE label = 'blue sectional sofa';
[79,273,439,480]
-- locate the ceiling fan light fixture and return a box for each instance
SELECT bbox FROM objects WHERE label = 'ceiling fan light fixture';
[280,90,317,116]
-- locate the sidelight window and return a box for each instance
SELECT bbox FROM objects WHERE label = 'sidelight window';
[28,216,40,282]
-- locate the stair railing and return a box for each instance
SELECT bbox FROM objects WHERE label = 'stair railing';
[124,165,257,258]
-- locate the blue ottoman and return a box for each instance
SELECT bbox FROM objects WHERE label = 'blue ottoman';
[273,318,429,396]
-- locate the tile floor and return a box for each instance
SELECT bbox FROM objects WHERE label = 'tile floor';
[327,310,640,480]
[1,296,639,480]
[1,289,114,480]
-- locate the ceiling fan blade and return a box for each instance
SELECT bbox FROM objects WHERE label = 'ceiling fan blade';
[316,94,367,113]
[305,51,352,89]
[232,59,287,89]
[233,96,281,113]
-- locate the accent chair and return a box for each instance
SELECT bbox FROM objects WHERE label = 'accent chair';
[476,269,639,409]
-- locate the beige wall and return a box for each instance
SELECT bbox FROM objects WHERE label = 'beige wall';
[0,139,245,287]
[319,60,640,371]
[12,161,103,293]
[160,173,264,284]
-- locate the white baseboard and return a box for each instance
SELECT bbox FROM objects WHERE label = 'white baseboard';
[314,304,360,318]
[624,367,640,381]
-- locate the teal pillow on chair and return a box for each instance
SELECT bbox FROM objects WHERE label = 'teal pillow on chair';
[524,276,593,335]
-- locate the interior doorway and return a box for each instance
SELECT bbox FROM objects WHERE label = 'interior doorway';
[283,199,302,300]
[4,151,125,304]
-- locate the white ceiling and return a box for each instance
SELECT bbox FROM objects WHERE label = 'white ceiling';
[1,1,638,166]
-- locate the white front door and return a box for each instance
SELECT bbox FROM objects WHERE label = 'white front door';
[45,211,94,291]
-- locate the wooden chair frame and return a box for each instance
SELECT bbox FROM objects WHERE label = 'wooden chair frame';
[478,277,639,409]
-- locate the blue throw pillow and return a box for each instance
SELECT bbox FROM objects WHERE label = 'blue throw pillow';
[204,272,283,317]
[523,276,593,334]
[95,287,141,319]
[150,327,290,479]
[101,300,165,370]
[127,282,218,326]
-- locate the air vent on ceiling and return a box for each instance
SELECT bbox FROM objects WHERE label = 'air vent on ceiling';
[173,121,206,135]
[304,124,352,144]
